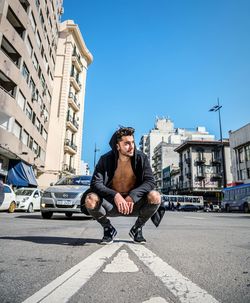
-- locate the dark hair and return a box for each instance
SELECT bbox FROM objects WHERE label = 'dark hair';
[116,127,135,142]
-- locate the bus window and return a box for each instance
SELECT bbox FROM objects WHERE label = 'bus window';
[178,196,184,202]
[185,197,192,203]
[170,197,177,202]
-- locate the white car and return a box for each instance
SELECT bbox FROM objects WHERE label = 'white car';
[15,188,41,212]
[0,184,16,213]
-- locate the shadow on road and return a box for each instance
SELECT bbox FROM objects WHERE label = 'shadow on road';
[14,215,93,221]
[0,235,100,246]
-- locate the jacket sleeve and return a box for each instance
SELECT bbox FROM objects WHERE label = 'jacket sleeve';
[90,156,117,202]
[129,155,156,203]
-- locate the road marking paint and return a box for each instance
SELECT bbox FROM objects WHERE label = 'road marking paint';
[103,249,138,272]
[22,242,123,303]
[142,297,169,303]
[128,244,219,303]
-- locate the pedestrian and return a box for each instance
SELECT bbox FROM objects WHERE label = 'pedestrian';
[83,126,161,244]
[0,177,4,205]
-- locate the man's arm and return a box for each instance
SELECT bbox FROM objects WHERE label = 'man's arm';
[90,156,117,202]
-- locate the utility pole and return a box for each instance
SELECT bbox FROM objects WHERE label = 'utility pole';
[209,98,226,188]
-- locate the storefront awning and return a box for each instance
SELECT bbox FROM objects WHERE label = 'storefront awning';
[7,160,37,187]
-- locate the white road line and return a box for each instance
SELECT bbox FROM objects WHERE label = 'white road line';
[142,297,169,303]
[22,243,123,303]
[103,249,138,272]
[128,244,219,303]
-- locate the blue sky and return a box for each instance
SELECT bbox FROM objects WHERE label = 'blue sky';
[62,0,250,173]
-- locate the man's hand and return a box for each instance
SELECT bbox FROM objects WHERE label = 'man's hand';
[125,196,134,214]
[114,193,130,215]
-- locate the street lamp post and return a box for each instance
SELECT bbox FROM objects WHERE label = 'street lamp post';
[93,143,100,169]
[209,98,226,188]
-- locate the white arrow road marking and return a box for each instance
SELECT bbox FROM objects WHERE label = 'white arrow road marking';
[22,242,219,303]
[22,242,123,303]
[128,244,219,303]
[142,297,169,303]
[103,249,138,272]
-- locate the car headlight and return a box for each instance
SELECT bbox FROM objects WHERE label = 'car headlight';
[42,191,52,198]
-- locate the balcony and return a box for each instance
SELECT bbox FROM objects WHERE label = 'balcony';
[66,114,79,132]
[211,173,222,180]
[186,173,192,179]
[195,157,206,165]
[68,92,80,112]
[64,139,77,155]
[72,51,83,72]
[70,71,81,92]
[196,172,205,180]
[211,158,221,165]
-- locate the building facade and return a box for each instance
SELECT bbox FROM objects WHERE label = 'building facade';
[174,140,233,203]
[37,20,92,188]
[140,117,215,170]
[0,0,63,184]
[229,123,250,184]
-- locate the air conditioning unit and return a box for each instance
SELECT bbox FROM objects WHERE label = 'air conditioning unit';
[40,109,45,116]
[58,7,64,15]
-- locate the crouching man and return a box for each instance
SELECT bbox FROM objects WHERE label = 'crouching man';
[84,126,161,244]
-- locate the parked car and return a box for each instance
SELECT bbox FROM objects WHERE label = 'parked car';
[177,204,199,212]
[0,184,16,213]
[204,204,221,212]
[15,188,42,212]
[40,175,91,219]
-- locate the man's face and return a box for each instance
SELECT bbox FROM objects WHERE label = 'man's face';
[117,135,135,157]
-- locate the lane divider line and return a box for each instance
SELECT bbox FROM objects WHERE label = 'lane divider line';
[128,244,219,303]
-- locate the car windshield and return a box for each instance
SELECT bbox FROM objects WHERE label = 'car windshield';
[55,175,92,186]
[15,189,33,196]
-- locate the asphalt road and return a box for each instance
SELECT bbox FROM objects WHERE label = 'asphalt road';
[0,211,249,303]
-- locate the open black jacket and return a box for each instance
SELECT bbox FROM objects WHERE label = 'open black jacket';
[81,131,165,226]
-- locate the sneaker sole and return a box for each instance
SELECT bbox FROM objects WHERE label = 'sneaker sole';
[129,231,146,244]
[100,230,117,245]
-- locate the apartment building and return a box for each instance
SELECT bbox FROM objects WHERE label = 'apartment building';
[174,140,232,203]
[0,0,63,185]
[229,123,250,184]
[37,20,93,188]
[140,117,215,169]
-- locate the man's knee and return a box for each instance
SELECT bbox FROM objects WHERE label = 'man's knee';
[147,190,161,205]
[85,193,100,209]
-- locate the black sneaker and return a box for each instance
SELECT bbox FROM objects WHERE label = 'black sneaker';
[129,225,146,244]
[100,224,117,245]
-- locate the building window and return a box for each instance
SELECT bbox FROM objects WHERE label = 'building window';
[13,120,22,139]
[35,117,40,131]
[247,168,250,179]
[42,129,48,141]
[33,141,38,154]
[21,129,29,146]
[32,53,39,71]
[26,36,33,57]
[239,148,244,163]
[245,145,250,162]
[21,62,30,84]
[35,31,42,49]
[29,136,33,150]
[29,11,36,32]
[17,90,26,110]
[29,77,36,94]
[1,36,21,67]
[0,70,17,97]
[25,103,32,119]
[7,6,26,38]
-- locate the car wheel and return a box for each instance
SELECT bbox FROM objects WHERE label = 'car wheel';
[8,201,16,213]
[243,203,249,213]
[41,211,53,219]
[65,212,73,218]
[27,203,34,213]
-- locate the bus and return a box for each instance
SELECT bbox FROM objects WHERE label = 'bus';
[161,195,204,210]
[221,183,250,213]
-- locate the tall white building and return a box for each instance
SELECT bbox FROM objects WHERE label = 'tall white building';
[37,20,93,188]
